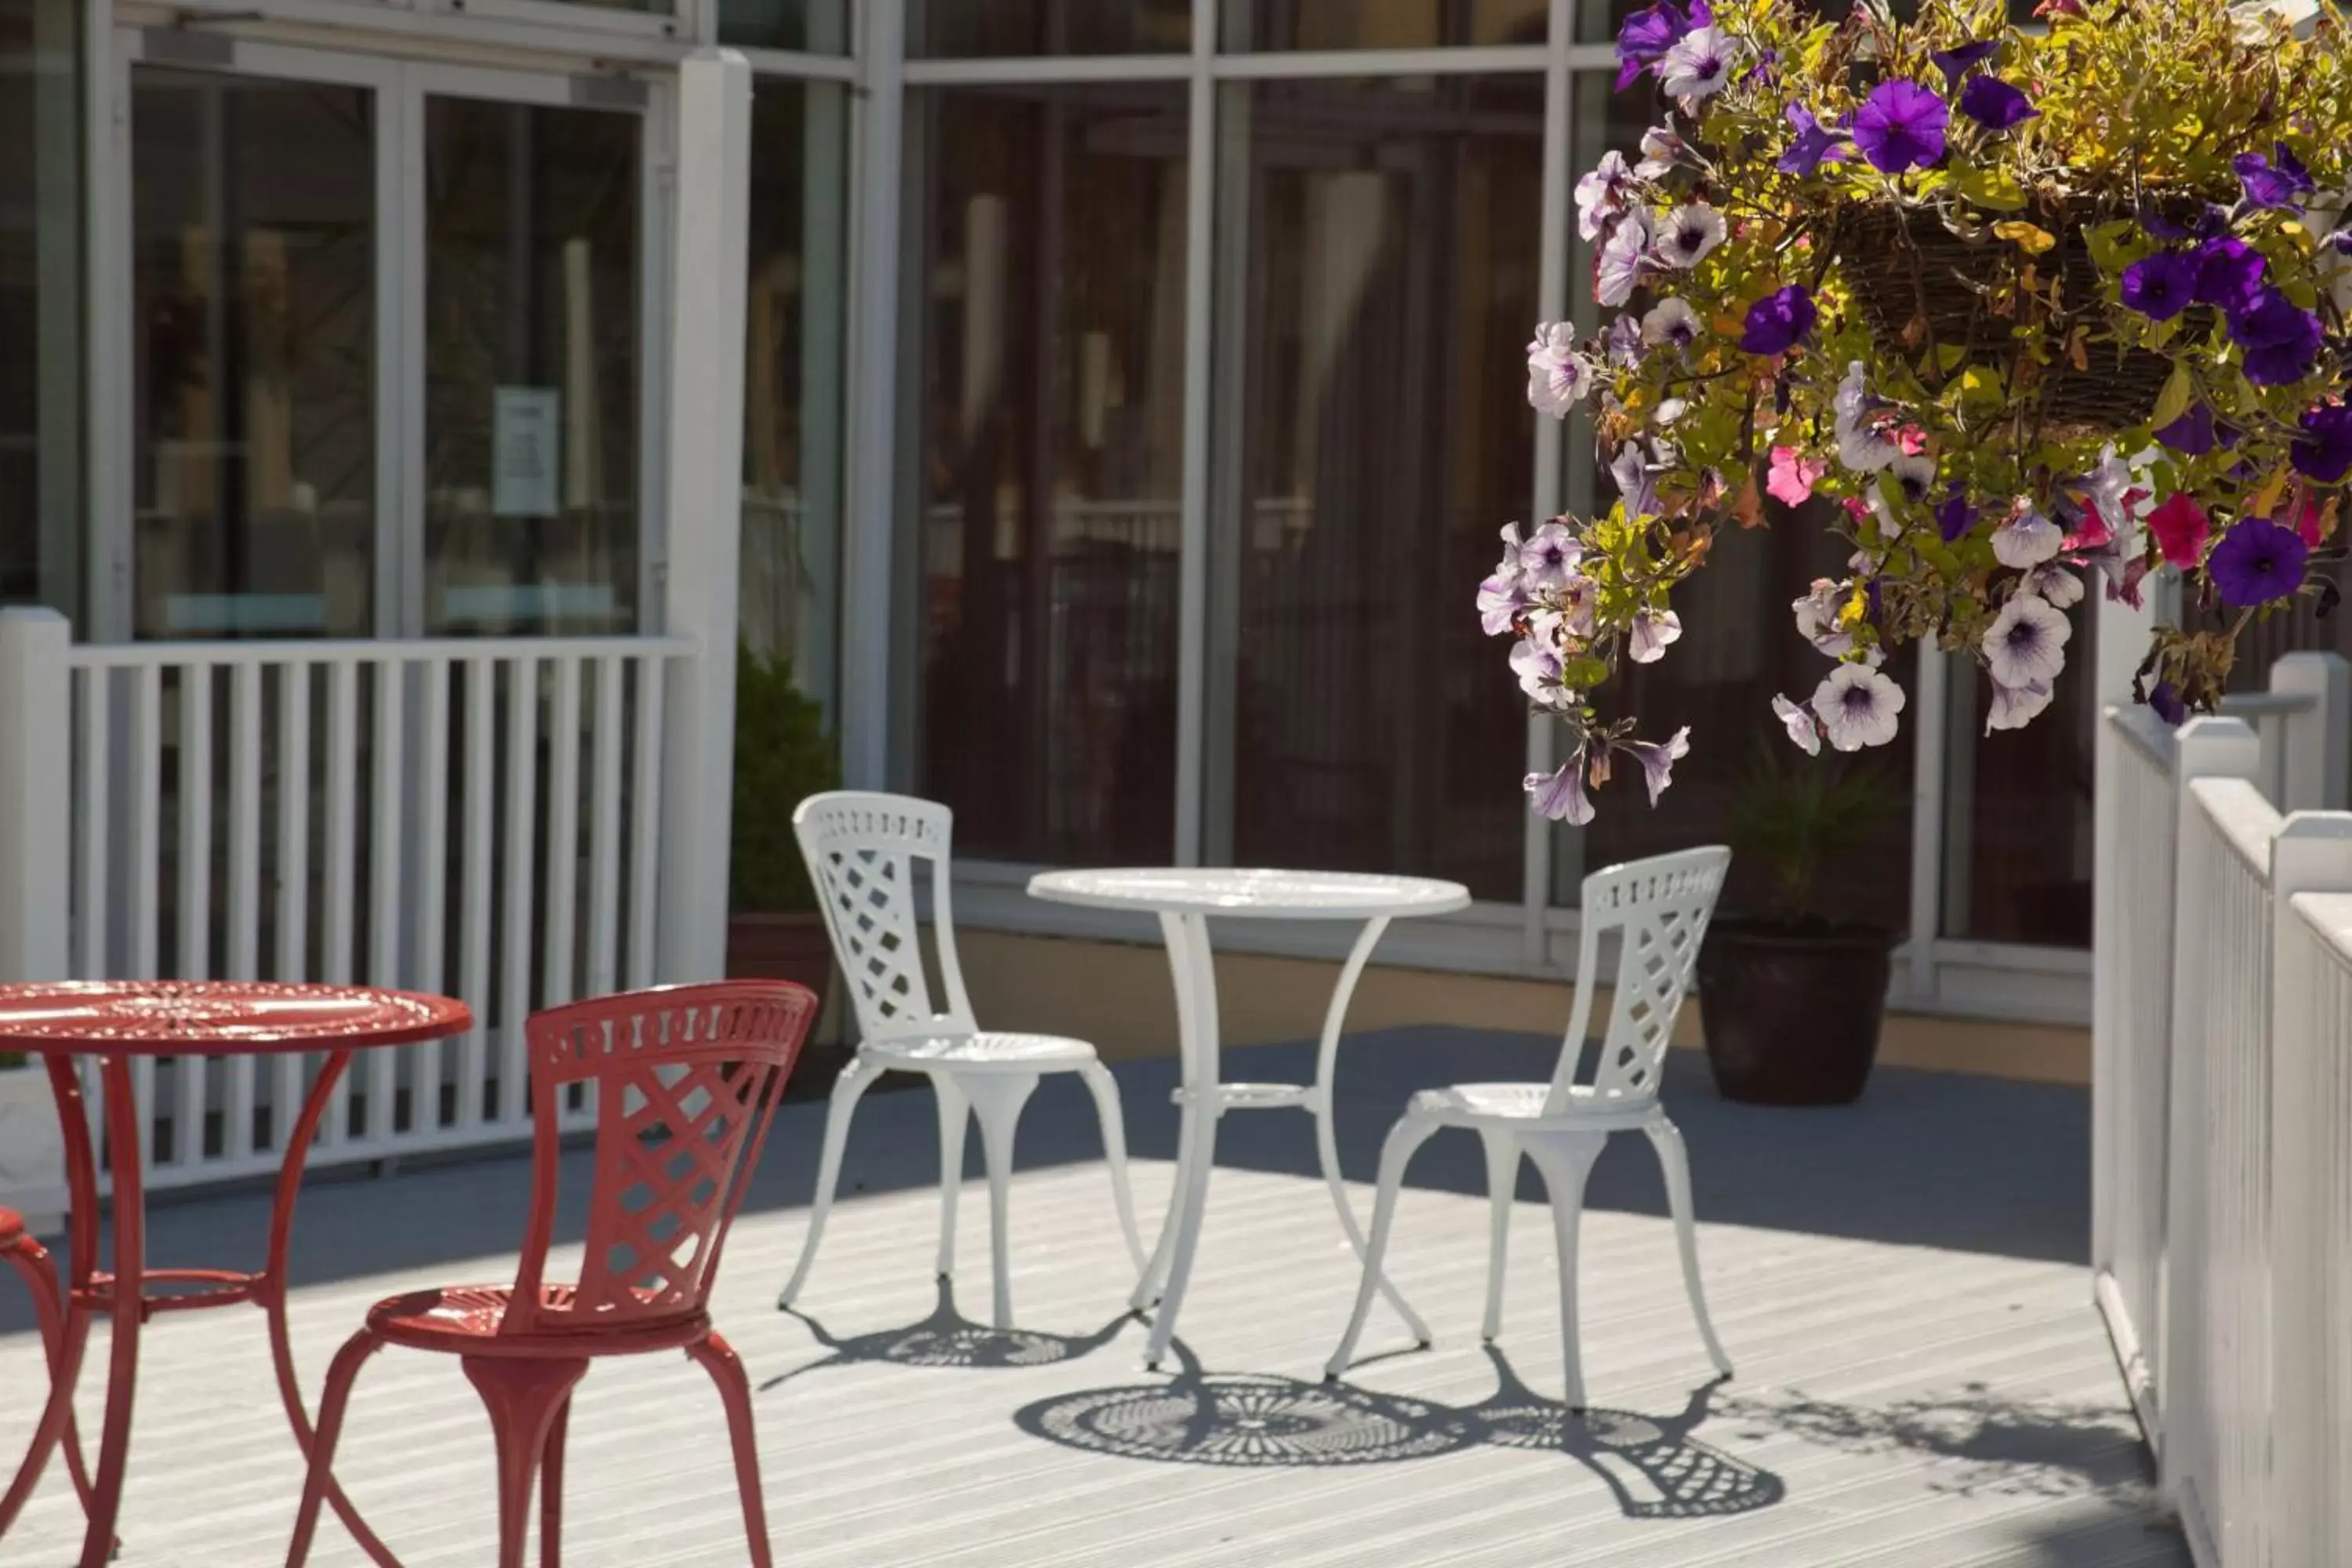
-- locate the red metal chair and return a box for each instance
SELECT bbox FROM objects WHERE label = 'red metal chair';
[285,981,818,1568]
[0,1205,100,1538]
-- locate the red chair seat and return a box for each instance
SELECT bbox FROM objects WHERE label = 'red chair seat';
[368,1284,710,1357]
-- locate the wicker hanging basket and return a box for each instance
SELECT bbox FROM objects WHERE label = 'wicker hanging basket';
[1840,197,2183,438]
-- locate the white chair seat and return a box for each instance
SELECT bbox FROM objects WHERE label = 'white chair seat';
[868,1032,1100,1073]
[1410,1082,1663,1131]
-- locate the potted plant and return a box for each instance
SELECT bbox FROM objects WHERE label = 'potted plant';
[1697,747,1903,1104]
[0,1050,64,1232]
[728,641,840,1004]
[1481,0,2352,826]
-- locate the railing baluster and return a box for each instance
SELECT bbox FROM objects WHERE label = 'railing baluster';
[500,657,540,1127]
[412,658,451,1136]
[175,666,212,1168]
[75,667,109,980]
[458,657,495,1132]
[627,655,665,990]
[322,658,358,1146]
[543,656,582,1014]
[366,659,405,1144]
[274,662,311,1155]
[583,655,624,1128]
[223,662,263,1162]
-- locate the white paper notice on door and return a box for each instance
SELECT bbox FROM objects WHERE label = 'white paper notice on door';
[493,387,561,517]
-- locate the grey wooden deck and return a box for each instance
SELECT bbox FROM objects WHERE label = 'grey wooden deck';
[0,1028,2185,1566]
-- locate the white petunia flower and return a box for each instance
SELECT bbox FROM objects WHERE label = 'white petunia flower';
[1984,678,2056,734]
[1605,313,1646,366]
[1627,726,1692,806]
[1834,362,1871,423]
[1772,692,1823,757]
[1889,452,1936,507]
[1519,520,1582,590]
[1654,204,1728,269]
[1641,297,1703,350]
[1477,567,1524,637]
[1636,125,1688,180]
[1660,27,1739,103]
[1575,151,1639,243]
[1991,506,2064,569]
[1510,627,1573,710]
[1812,664,1907,752]
[1525,756,1595,824]
[1611,441,1660,521]
[1556,574,1599,637]
[2020,562,2084,608]
[1629,608,1683,664]
[1837,416,1900,473]
[1526,322,1595,419]
[1792,578,1855,657]
[1981,593,2071,689]
[1597,208,1654,309]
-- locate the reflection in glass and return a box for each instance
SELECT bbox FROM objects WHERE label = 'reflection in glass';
[719,0,849,55]
[1942,634,2094,948]
[0,0,80,620]
[1231,0,1547,49]
[132,71,373,639]
[910,0,1189,57]
[424,99,640,637]
[742,81,851,717]
[1218,76,1541,902]
[907,83,1189,863]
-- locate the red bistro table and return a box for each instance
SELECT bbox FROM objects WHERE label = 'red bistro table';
[0,980,473,1568]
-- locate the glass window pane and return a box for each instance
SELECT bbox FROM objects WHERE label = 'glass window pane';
[1582,0,2042,45]
[906,83,1189,863]
[1218,74,1541,901]
[910,0,1189,57]
[0,0,82,619]
[132,71,373,640]
[718,0,849,54]
[1231,0,1547,49]
[742,80,850,716]
[423,99,641,637]
[1941,639,2093,948]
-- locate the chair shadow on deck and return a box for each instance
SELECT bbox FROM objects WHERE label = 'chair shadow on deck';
[761,1276,1135,1391]
[1011,1343,1784,1519]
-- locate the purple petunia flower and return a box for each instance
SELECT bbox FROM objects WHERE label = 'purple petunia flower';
[1936,485,1978,543]
[1614,2,1690,90]
[1779,103,1849,176]
[1931,40,1999,88]
[2209,518,2310,607]
[1740,285,1817,356]
[1958,75,2037,132]
[2140,201,2230,242]
[2292,404,2352,485]
[2230,287,2325,386]
[2119,251,2197,321]
[2236,142,2316,211]
[2193,237,2267,316]
[2158,402,2227,456]
[1852,81,1951,174]
[2149,681,2187,726]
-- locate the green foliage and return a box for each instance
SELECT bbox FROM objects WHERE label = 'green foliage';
[1727,744,1904,927]
[731,641,839,914]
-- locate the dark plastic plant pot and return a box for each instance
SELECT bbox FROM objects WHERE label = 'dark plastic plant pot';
[1694,918,1896,1106]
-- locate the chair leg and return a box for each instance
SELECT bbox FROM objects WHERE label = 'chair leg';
[1324,1113,1440,1381]
[285,1330,384,1567]
[933,1076,970,1281]
[1077,1061,1149,1276]
[462,1357,588,1568]
[779,1054,882,1309]
[1522,1131,1609,1411]
[539,1396,572,1568]
[0,1239,74,1536]
[1478,1128,1520,1345]
[1644,1118,1733,1377]
[687,1332,774,1568]
[963,1073,1042,1330]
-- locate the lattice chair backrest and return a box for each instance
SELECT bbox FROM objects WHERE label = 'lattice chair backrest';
[793,791,976,1046]
[1544,846,1731,1116]
[507,981,817,1334]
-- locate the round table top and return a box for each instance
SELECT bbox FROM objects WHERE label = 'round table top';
[1025,867,1474,920]
[0,982,474,1058]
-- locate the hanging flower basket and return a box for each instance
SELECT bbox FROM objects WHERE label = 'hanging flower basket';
[1486,0,2352,826]
[1841,195,2183,435]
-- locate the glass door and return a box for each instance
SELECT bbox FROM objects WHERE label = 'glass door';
[108,44,659,641]
[410,77,649,637]
[123,42,396,639]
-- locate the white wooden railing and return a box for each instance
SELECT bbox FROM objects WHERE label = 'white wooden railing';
[2092,650,2352,1568]
[0,609,701,1194]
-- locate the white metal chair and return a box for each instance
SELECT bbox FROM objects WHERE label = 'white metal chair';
[777,791,1147,1328]
[1325,845,1736,1408]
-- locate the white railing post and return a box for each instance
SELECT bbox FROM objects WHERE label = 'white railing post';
[2267,651,2352,812]
[2267,813,2352,1568]
[0,608,71,983]
[657,48,753,984]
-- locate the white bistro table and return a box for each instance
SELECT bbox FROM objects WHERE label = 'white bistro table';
[1025,867,1472,1368]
